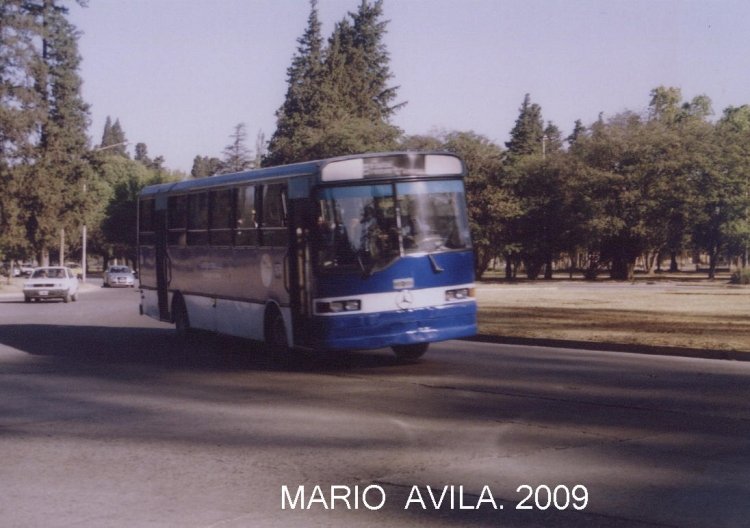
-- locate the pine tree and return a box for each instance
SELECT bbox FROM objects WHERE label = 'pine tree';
[0,0,46,260]
[99,116,128,156]
[220,123,254,173]
[505,93,544,156]
[100,115,113,147]
[24,0,93,264]
[567,119,586,149]
[265,0,324,165]
[265,0,402,165]
[543,121,563,154]
[346,0,402,121]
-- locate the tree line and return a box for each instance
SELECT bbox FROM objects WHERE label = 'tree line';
[425,89,750,281]
[1,0,748,281]
[0,0,182,270]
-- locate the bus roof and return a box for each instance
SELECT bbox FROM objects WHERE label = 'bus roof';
[139,151,465,198]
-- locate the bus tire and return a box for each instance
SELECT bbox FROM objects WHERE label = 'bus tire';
[392,342,429,361]
[173,296,191,339]
[265,307,290,360]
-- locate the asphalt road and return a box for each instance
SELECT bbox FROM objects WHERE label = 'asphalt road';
[0,283,749,527]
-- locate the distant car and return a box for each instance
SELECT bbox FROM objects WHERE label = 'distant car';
[16,263,35,277]
[65,262,83,280]
[23,267,79,303]
[103,265,135,288]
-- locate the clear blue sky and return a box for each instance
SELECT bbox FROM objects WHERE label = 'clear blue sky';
[68,0,750,173]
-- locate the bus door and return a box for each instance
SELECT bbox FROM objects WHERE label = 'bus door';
[154,195,170,321]
[287,198,313,346]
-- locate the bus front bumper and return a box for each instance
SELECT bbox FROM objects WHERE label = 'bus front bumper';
[306,302,477,351]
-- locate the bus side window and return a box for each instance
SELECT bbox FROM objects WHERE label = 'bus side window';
[210,189,234,246]
[260,183,287,247]
[167,195,187,246]
[235,185,258,246]
[187,192,209,246]
[139,199,155,246]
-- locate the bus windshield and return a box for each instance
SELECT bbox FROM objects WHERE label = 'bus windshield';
[315,179,471,273]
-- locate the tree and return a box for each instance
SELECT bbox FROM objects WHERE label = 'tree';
[191,155,222,179]
[567,119,586,149]
[99,116,128,156]
[336,0,403,121]
[265,0,402,165]
[690,105,750,277]
[442,131,511,278]
[134,142,150,165]
[570,93,714,280]
[220,122,254,173]
[265,0,324,165]
[23,0,93,265]
[505,93,544,157]
[0,0,45,262]
[507,152,584,279]
[134,142,165,171]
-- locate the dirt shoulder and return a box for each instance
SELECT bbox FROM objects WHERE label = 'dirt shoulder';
[475,276,750,360]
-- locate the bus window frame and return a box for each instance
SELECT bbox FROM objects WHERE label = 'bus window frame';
[138,198,156,246]
[187,192,210,246]
[209,188,235,247]
[234,184,259,247]
[167,194,188,247]
[259,182,288,248]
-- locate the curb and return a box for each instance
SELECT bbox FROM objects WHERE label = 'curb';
[464,334,750,362]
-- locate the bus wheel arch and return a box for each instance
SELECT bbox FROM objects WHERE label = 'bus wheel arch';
[264,303,290,355]
[172,293,191,338]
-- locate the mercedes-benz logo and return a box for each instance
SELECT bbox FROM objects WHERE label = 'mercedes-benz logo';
[396,289,414,310]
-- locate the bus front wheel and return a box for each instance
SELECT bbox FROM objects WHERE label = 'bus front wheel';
[392,342,429,361]
[265,308,290,360]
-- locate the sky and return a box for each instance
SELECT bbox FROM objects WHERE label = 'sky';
[68,0,750,174]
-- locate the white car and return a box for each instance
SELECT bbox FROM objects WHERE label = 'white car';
[103,265,136,288]
[14,262,35,277]
[23,267,80,303]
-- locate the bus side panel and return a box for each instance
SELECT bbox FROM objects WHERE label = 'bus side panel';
[141,288,161,320]
[215,299,265,340]
[184,294,216,332]
[164,244,290,342]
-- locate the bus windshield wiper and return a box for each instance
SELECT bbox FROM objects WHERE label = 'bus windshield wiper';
[428,253,444,273]
[357,255,373,277]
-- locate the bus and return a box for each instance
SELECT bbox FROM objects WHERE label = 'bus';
[137,151,477,360]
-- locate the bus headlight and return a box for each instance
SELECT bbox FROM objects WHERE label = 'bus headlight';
[445,288,474,302]
[316,299,362,313]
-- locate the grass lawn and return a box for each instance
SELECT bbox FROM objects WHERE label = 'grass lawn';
[476,274,750,354]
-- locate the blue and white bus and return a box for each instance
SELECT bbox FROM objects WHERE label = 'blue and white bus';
[137,152,476,359]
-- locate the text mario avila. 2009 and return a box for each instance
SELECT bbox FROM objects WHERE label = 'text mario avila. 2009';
[281,484,589,512]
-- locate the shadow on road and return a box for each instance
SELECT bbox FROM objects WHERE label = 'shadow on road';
[2,322,750,527]
[0,323,404,374]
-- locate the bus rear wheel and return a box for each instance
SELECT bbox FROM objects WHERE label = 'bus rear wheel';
[391,342,429,361]
[173,297,191,339]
